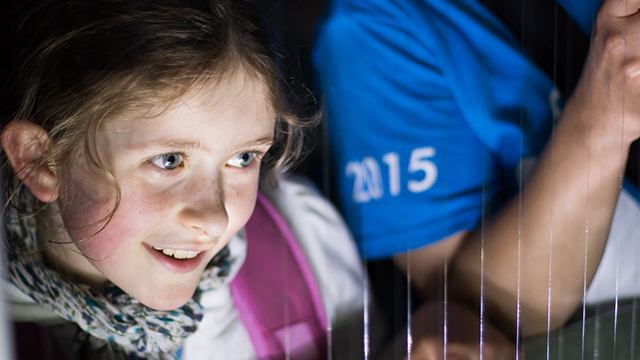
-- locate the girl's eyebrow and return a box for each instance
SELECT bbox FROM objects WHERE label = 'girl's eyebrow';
[130,136,274,151]
[237,136,274,149]
[129,139,208,151]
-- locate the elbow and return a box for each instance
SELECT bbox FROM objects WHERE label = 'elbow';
[520,293,583,337]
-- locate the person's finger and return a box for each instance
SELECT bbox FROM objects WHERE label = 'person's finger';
[589,0,640,109]
[600,0,640,18]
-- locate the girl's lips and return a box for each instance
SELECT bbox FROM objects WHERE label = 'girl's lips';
[144,244,206,273]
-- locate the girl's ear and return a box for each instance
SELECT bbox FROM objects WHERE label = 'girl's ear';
[0,120,60,202]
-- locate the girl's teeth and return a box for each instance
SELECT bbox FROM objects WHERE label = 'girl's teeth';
[174,250,188,259]
[162,249,175,256]
[152,246,198,259]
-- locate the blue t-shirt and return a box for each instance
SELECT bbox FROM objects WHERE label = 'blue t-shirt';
[312,0,601,259]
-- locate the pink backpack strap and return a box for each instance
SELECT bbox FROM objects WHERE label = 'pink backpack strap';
[229,192,328,359]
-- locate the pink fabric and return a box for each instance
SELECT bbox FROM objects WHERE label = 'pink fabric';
[274,322,319,360]
[229,193,327,359]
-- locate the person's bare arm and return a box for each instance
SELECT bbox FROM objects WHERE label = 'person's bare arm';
[449,0,640,337]
[394,231,467,300]
[392,0,640,349]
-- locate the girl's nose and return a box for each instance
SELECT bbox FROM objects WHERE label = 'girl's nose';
[178,180,229,237]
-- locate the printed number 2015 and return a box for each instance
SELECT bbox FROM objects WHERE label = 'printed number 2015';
[345,147,437,203]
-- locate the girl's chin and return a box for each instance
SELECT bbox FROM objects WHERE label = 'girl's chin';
[137,288,197,311]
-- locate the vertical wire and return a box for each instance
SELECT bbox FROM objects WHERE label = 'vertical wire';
[613,2,631,358]
[406,252,413,359]
[515,0,526,357]
[322,111,333,360]
[363,252,370,360]
[477,6,489,358]
[544,98,555,360]
[632,299,638,360]
[580,223,588,360]
[515,152,523,360]
[552,6,562,360]
[443,258,448,360]
[476,5,488,358]
[612,234,620,360]
[594,307,600,360]
[545,3,560,358]
[612,194,622,360]
[558,326,565,360]
[580,3,595,357]
[479,144,488,360]
[284,237,291,360]
[441,79,453,360]
[326,326,333,360]
[591,44,599,360]
[479,192,485,360]
[631,187,639,359]
[631,140,640,360]
[515,132,523,360]
[580,169,589,360]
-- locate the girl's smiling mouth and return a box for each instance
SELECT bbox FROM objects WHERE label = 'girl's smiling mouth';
[144,244,208,273]
[151,246,200,259]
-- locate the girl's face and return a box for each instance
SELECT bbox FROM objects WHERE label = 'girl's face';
[55,71,275,310]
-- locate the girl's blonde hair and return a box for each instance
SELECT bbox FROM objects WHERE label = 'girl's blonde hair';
[1,0,312,234]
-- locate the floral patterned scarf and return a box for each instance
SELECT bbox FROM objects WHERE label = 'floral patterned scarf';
[5,190,234,359]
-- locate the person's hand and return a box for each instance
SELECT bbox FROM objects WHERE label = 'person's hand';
[570,0,640,144]
[382,301,518,360]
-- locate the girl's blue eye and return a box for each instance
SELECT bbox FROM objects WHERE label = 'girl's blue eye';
[150,153,183,170]
[227,152,256,168]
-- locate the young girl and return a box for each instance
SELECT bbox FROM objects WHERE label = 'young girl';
[0,0,366,359]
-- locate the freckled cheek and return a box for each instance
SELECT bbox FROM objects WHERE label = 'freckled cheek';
[63,192,163,259]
